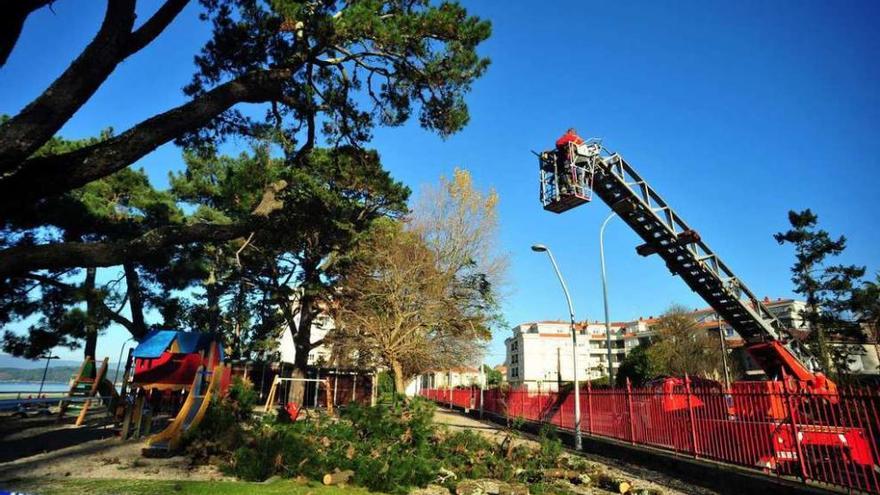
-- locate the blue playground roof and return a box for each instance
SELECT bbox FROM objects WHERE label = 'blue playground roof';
[133,330,218,358]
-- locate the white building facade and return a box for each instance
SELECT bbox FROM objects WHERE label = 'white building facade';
[277,312,334,366]
[505,321,648,390]
[505,298,878,390]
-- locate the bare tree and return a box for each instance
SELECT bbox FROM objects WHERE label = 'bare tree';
[332,169,505,393]
[332,221,450,393]
[411,168,508,299]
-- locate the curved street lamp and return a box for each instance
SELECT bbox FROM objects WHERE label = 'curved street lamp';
[531,243,583,450]
[599,212,616,384]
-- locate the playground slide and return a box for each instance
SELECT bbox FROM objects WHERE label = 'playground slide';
[143,364,223,456]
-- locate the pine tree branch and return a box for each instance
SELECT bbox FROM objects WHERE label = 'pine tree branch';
[0,0,53,68]
[0,0,138,173]
[0,223,249,277]
[0,67,298,209]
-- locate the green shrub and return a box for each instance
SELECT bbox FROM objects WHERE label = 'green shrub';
[227,375,258,420]
[183,376,257,461]
[199,395,579,494]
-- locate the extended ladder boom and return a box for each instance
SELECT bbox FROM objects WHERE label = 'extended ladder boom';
[592,152,784,344]
[538,142,831,389]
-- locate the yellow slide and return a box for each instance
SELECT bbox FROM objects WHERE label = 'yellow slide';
[143,363,224,456]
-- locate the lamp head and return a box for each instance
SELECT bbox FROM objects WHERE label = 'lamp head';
[531,244,548,252]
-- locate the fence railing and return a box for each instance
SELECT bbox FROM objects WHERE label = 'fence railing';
[420,381,880,494]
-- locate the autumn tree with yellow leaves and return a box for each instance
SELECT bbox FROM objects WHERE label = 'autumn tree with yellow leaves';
[332,169,507,393]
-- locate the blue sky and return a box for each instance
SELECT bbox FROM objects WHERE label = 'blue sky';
[1,1,878,366]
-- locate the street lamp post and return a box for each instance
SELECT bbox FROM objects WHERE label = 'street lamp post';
[37,354,59,396]
[531,243,583,450]
[599,212,616,385]
[114,337,135,389]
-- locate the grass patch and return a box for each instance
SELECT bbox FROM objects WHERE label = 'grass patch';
[3,477,379,495]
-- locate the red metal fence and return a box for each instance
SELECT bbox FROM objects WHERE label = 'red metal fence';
[420,381,880,494]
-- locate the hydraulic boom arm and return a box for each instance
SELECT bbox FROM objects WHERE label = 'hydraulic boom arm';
[538,141,834,393]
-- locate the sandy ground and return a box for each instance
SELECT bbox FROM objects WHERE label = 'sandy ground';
[432,408,717,495]
[0,411,227,483]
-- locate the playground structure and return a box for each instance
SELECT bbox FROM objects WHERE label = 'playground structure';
[263,376,333,420]
[56,356,120,426]
[142,362,226,456]
[527,134,880,491]
[118,329,230,456]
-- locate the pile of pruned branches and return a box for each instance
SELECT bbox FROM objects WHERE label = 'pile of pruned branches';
[186,395,661,495]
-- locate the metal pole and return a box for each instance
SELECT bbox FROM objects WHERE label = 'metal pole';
[333,360,339,407]
[479,363,485,419]
[534,245,582,450]
[113,337,134,389]
[38,354,58,396]
[600,212,616,385]
[716,313,731,389]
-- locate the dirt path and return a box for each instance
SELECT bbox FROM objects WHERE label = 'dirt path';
[432,408,717,495]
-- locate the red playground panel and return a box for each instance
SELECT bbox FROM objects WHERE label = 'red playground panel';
[132,330,224,390]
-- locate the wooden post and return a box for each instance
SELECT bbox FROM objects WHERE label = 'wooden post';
[131,393,145,440]
[325,379,334,415]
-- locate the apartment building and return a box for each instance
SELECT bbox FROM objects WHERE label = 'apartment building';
[504,297,878,390]
[505,320,640,390]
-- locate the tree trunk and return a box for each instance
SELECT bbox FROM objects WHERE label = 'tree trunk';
[0,222,250,277]
[290,307,316,405]
[83,267,98,371]
[290,367,306,406]
[391,358,406,395]
[0,0,137,172]
[123,262,148,338]
[806,293,832,373]
[205,273,221,335]
[0,66,298,207]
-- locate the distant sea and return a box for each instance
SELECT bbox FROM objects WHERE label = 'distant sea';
[0,382,70,393]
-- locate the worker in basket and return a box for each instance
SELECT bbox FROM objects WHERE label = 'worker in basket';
[555,128,585,195]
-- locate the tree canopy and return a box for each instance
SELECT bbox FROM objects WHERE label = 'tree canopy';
[0,0,491,274]
[0,0,491,365]
[616,305,727,386]
[332,169,506,393]
[774,209,868,378]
